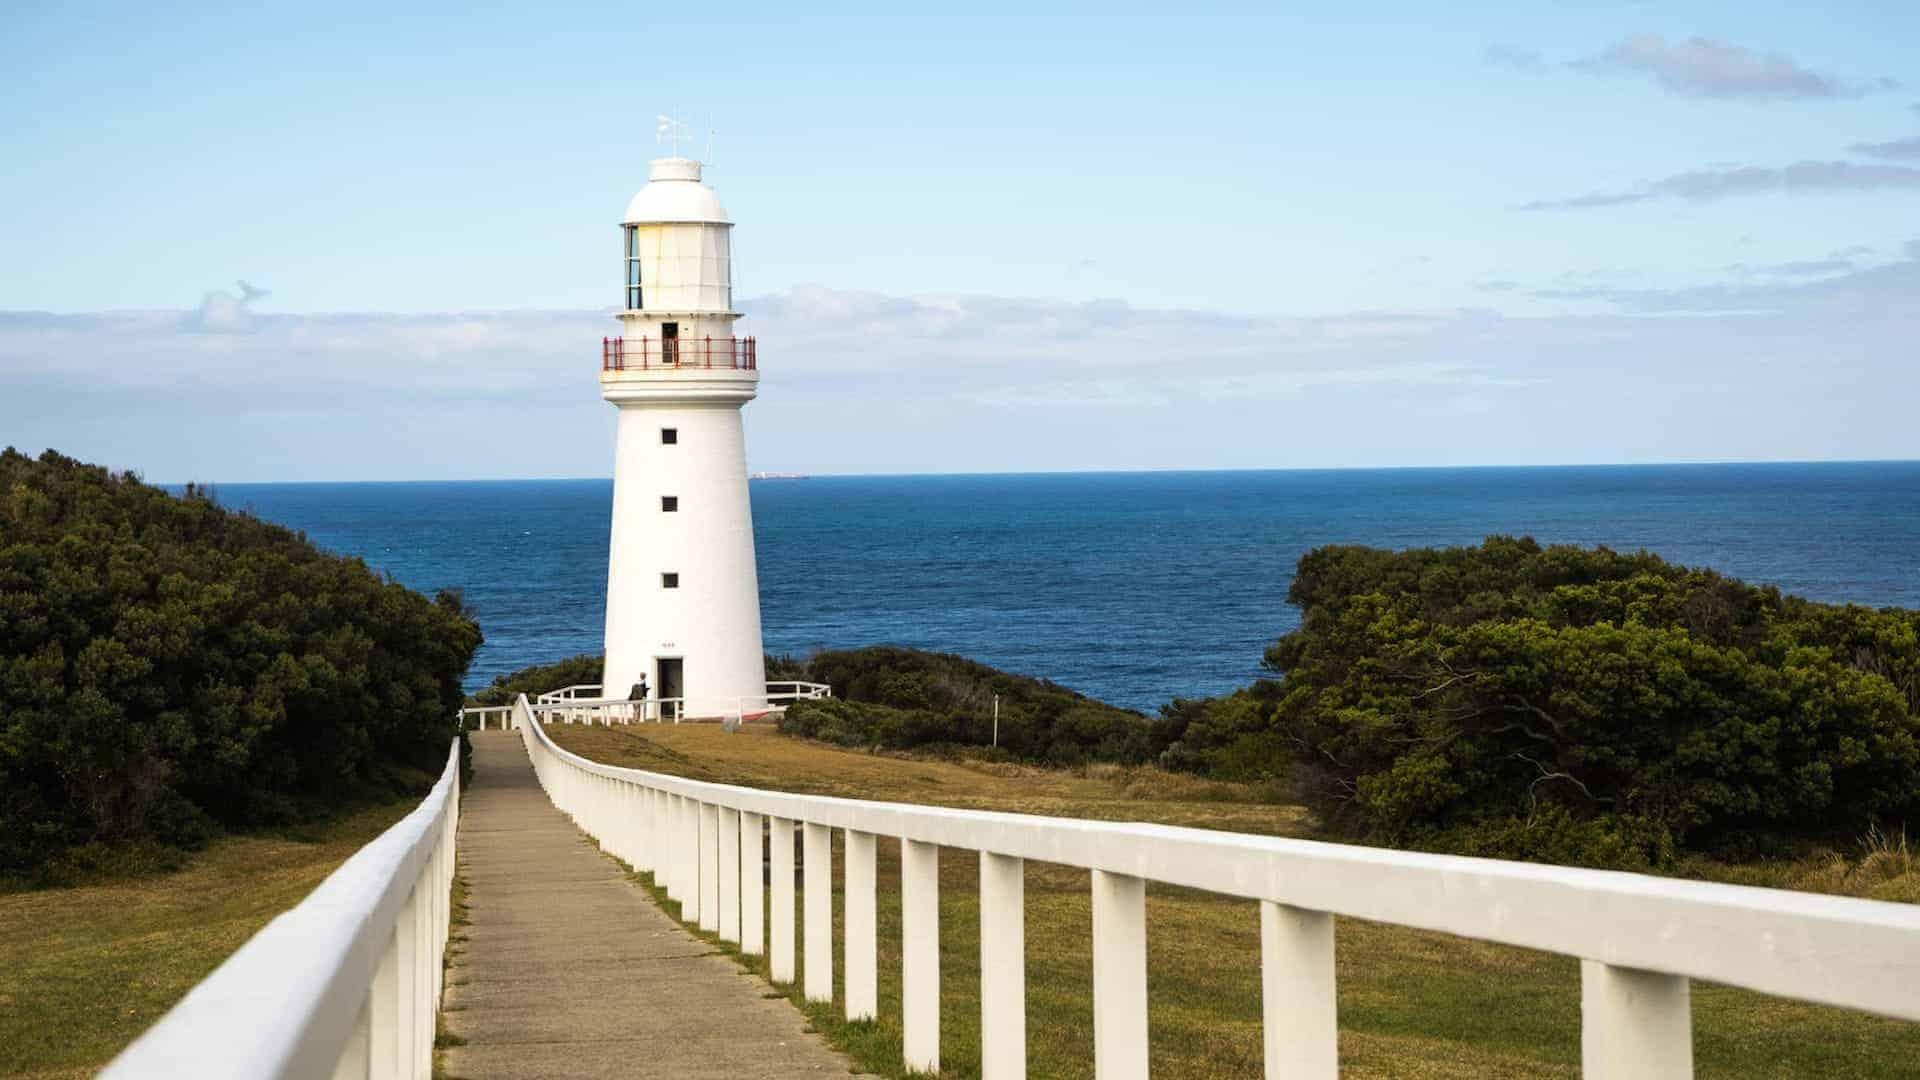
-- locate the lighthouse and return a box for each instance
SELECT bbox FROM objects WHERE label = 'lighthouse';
[599,153,764,719]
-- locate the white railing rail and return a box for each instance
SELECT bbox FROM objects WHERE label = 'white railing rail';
[512,692,1920,1079]
[535,683,603,705]
[458,704,513,730]
[524,681,832,727]
[766,680,833,701]
[104,741,462,1080]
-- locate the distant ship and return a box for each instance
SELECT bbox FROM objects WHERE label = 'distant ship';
[749,471,809,480]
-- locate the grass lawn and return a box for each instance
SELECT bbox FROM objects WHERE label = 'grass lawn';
[0,801,416,1079]
[551,722,1920,1079]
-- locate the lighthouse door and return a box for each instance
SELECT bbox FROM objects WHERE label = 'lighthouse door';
[657,657,684,721]
[661,322,679,366]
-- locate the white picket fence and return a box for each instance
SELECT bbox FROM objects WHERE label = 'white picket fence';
[513,692,1920,1079]
[103,741,461,1080]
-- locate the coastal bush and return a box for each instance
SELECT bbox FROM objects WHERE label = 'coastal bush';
[470,652,603,706]
[777,646,1156,765]
[0,449,482,878]
[482,646,1152,764]
[478,646,1152,765]
[1157,536,1920,866]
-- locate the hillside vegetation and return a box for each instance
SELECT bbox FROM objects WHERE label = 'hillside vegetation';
[487,538,1920,872]
[774,645,1158,765]
[1158,537,1920,867]
[478,646,1159,766]
[469,652,603,706]
[0,449,481,880]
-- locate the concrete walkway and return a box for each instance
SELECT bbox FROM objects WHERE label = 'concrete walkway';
[441,732,858,1079]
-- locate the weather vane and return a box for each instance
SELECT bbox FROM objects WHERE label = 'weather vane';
[655,114,690,157]
[655,113,715,163]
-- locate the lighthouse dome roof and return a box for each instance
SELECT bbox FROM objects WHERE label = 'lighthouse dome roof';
[623,158,731,225]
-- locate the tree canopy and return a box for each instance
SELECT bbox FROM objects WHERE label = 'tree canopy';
[0,449,481,876]
[470,653,603,707]
[778,646,1155,765]
[1155,537,1920,866]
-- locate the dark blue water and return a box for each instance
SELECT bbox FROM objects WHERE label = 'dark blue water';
[204,463,1920,712]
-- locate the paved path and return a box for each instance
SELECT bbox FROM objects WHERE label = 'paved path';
[441,732,858,1079]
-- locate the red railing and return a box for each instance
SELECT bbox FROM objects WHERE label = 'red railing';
[602,336,757,372]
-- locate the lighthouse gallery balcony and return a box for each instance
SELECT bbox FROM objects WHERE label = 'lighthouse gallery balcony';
[602,335,757,372]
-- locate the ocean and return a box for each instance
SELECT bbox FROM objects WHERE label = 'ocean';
[206,462,1920,713]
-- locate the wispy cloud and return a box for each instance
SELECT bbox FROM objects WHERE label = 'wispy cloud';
[1571,34,1897,101]
[1483,44,1546,73]
[1530,238,1920,313]
[1725,247,1874,279]
[1521,160,1920,210]
[184,280,273,333]
[1727,257,1858,279]
[3,256,1917,479]
[1850,136,1920,162]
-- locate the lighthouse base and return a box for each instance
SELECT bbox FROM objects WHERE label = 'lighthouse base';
[601,399,766,717]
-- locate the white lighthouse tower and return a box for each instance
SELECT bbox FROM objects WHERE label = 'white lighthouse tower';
[599,150,764,719]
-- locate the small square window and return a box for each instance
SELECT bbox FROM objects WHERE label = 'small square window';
[660,428,678,445]
[661,573,679,589]
[661,496,679,512]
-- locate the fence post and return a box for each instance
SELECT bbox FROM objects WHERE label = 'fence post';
[980,852,1025,1080]
[412,876,431,1077]
[1260,901,1337,1078]
[902,838,941,1073]
[331,994,372,1079]
[642,787,659,874]
[771,817,797,984]
[719,807,741,943]
[740,811,765,956]
[845,830,878,1021]
[610,780,628,865]
[630,782,644,868]
[681,796,702,922]
[369,915,401,1076]
[398,881,423,1076]
[1581,961,1693,1079]
[1091,870,1148,1080]
[662,794,682,902]
[804,822,834,1003]
[699,802,720,932]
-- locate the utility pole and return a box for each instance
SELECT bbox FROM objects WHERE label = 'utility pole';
[993,695,1000,748]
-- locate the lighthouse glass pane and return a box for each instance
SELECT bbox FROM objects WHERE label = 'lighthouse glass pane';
[627,261,641,286]
[624,226,637,258]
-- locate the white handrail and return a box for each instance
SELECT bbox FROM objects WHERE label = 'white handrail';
[535,683,603,705]
[458,705,513,730]
[527,682,830,727]
[104,741,462,1080]
[513,693,1920,1079]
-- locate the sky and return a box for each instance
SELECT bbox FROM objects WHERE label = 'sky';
[3,2,1917,481]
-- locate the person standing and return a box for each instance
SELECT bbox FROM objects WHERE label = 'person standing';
[629,674,650,722]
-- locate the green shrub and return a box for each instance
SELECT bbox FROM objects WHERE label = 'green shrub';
[1159,537,1920,866]
[776,646,1154,766]
[470,653,603,706]
[0,449,481,876]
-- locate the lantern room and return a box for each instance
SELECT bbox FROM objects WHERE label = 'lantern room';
[621,157,734,316]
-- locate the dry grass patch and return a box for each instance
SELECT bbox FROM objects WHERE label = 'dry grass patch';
[0,800,415,1079]
[550,722,1310,836]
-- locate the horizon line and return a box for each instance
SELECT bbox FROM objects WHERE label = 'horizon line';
[159,455,1920,488]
